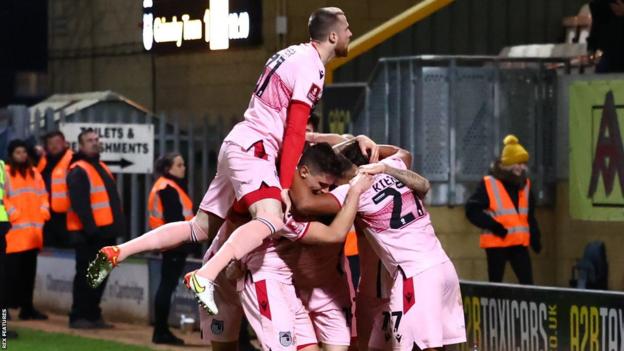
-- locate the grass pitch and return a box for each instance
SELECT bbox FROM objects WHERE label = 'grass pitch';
[6,328,155,351]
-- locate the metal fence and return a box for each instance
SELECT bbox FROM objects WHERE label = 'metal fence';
[347,55,570,206]
[3,105,226,241]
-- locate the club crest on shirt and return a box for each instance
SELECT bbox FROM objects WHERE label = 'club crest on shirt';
[211,319,224,335]
[279,331,293,346]
[307,84,321,104]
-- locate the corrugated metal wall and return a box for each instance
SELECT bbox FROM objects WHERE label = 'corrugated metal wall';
[335,0,587,82]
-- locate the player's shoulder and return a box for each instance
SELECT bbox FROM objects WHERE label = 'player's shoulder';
[278,43,320,66]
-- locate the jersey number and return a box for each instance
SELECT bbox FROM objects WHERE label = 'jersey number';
[254,53,286,97]
[372,187,425,229]
[381,311,403,332]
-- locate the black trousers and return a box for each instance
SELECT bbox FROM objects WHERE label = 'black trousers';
[0,222,9,310]
[43,212,69,248]
[347,255,361,290]
[154,251,187,332]
[5,249,39,311]
[70,234,116,322]
[485,246,533,285]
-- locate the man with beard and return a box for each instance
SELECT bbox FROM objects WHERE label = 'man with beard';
[67,128,125,328]
[89,7,360,317]
[36,131,73,247]
[465,134,542,284]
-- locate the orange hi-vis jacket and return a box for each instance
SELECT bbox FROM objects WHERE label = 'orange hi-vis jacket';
[148,176,193,229]
[344,229,359,256]
[36,149,73,213]
[4,166,50,253]
[66,160,115,231]
[480,175,531,249]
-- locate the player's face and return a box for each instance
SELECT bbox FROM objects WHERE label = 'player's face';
[300,166,336,194]
[333,15,352,57]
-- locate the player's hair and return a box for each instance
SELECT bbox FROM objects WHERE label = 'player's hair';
[298,142,347,178]
[155,152,183,177]
[340,141,370,166]
[307,112,320,131]
[78,128,96,144]
[42,130,65,143]
[308,7,345,41]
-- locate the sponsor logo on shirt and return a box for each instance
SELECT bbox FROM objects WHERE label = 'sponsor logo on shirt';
[307,84,321,104]
[211,319,224,335]
[279,331,293,346]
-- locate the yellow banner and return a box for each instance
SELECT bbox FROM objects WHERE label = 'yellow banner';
[569,80,624,220]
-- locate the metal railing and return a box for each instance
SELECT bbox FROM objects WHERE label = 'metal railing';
[3,105,225,241]
[345,55,578,205]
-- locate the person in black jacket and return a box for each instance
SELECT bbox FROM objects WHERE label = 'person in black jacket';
[588,0,624,72]
[36,131,73,248]
[465,135,542,285]
[148,153,195,345]
[67,128,125,329]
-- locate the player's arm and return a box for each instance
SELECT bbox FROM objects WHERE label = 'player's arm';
[376,145,413,168]
[279,101,311,189]
[299,173,372,244]
[385,165,429,199]
[306,132,351,145]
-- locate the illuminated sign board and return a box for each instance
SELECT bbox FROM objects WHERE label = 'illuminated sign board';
[142,0,262,52]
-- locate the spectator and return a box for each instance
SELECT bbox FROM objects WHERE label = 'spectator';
[36,131,73,247]
[4,139,50,320]
[588,0,624,72]
[465,135,542,285]
[0,158,18,337]
[148,153,194,345]
[67,128,125,329]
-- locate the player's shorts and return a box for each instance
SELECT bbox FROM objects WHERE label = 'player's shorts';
[355,293,388,349]
[241,277,317,351]
[200,270,243,343]
[200,140,281,217]
[298,274,352,346]
[368,261,466,350]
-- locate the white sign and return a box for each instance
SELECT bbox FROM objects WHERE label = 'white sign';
[143,0,252,51]
[60,123,154,174]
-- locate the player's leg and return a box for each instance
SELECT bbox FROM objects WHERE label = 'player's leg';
[240,278,310,351]
[199,219,246,351]
[86,152,234,289]
[195,198,283,281]
[86,211,224,288]
[187,141,285,313]
[303,279,352,351]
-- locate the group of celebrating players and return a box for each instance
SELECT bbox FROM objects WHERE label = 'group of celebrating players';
[85,7,467,351]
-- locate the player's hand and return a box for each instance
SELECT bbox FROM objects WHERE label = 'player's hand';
[358,162,386,176]
[225,260,245,280]
[281,188,292,217]
[355,135,379,163]
[349,173,374,195]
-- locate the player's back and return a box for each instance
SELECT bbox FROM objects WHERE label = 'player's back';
[331,157,450,279]
[225,43,325,157]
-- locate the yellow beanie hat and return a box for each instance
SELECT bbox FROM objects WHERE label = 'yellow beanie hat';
[500,134,529,166]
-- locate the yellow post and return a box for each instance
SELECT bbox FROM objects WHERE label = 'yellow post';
[326,0,455,83]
